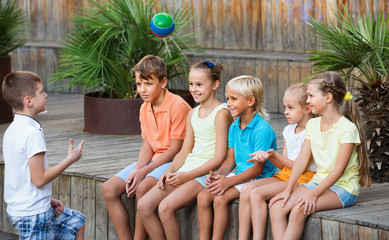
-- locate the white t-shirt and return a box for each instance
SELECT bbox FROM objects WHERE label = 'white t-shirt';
[3,114,51,216]
[283,124,317,172]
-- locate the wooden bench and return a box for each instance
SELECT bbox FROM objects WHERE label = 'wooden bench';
[1,94,388,239]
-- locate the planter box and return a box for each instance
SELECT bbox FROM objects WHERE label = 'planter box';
[84,93,143,135]
[0,56,13,124]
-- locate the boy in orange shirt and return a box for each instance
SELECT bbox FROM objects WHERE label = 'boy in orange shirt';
[102,55,191,240]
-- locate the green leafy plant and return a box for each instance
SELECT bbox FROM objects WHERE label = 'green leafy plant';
[0,0,27,57]
[50,0,202,99]
[307,6,389,182]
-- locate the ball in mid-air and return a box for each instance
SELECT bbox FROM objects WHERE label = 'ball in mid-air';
[150,13,175,38]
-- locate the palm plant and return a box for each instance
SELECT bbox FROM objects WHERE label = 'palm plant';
[50,0,201,99]
[307,7,389,182]
[0,0,27,57]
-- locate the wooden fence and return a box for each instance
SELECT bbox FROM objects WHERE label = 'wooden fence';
[8,0,389,113]
[18,0,389,52]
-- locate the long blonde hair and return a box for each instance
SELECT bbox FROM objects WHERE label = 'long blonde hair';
[310,72,370,187]
[226,75,269,120]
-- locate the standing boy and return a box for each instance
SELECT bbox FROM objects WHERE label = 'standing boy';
[2,71,86,239]
[102,55,191,240]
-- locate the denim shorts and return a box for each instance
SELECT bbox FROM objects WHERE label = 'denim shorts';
[115,162,171,181]
[9,207,85,240]
[303,181,357,208]
[194,173,254,191]
[194,175,207,188]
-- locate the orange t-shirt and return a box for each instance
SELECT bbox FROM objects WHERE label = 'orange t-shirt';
[139,89,191,161]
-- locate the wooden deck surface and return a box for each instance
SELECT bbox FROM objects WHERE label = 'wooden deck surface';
[1,93,389,239]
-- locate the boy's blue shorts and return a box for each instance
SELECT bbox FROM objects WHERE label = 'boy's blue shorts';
[115,162,171,182]
[9,207,85,240]
[303,181,357,208]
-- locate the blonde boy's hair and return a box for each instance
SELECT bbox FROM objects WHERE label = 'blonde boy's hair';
[226,75,269,120]
[2,71,42,111]
[132,55,167,81]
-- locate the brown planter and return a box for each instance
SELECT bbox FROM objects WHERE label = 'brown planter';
[84,90,194,135]
[0,56,13,124]
[84,93,144,135]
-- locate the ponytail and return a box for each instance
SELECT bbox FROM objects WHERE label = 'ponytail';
[344,100,371,187]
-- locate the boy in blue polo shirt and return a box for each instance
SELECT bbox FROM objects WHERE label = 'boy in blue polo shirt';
[2,71,85,239]
[197,75,277,240]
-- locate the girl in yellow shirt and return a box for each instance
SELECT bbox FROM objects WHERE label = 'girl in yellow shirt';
[269,72,370,240]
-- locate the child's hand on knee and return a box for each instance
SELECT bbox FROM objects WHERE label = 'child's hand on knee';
[165,172,189,187]
[207,174,231,195]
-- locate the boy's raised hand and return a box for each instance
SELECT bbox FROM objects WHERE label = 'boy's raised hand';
[66,138,85,164]
[248,150,268,163]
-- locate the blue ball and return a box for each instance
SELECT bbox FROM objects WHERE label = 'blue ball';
[150,13,175,38]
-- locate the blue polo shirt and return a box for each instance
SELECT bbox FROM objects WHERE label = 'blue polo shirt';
[228,113,277,179]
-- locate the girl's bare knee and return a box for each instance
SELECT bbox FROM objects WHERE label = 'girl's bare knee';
[213,195,229,209]
[158,200,175,221]
[197,190,212,208]
[249,188,264,203]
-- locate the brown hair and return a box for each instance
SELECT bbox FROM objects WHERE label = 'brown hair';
[190,60,223,83]
[2,71,43,111]
[310,71,370,187]
[132,55,167,81]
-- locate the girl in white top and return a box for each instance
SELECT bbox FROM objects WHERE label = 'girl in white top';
[238,83,316,240]
[269,72,370,240]
[137,61,233,240]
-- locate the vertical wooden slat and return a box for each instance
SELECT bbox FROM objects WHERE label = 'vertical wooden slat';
[321,219,339,239]
[241,0,252,50]
[83,178,96,240]
[293,0,306,53]
[262,0,273,51]
[303,217,321,239]
[59,175,71,208]
[51,176,60,200]
[281,0,293,52]
[70,176,83,212]
[266,61,278,113]
[95,181,108,240]
[251,0,262,50]
[288,61,302,85]
[379,229,389,240]
[339,222,358,240]
[359,226,379,240]
[277,61,289,113]
[213,0,224,49]
[273,0,283,52]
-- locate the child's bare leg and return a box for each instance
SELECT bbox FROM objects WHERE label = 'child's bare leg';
[134,177,158,240]
[137,184,175,240]
[284,187,342,240]
[197,188,216,240]
[102,177,132,240]
[75,224,85,240]
[249,180,285,240]
[269,186,300,240]
[212,188,240,240]
[159,180,205,240]
[239,178,278,240]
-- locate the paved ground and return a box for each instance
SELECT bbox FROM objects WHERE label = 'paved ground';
[0,232,18,239]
